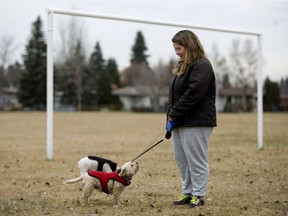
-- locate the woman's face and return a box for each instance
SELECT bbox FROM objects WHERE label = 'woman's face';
[173,43,186,59]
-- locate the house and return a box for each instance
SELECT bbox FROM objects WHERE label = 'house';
[217,87,257,112]
[112,85,168,112]
[0,87,20,111]
[279,94,288,111]
[113,85,257,113]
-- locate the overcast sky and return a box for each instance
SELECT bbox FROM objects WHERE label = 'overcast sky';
[0,0,287,82]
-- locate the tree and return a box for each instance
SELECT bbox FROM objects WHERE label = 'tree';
[130,31,149,64]
[74,40,85,111]
[55,17,87,111]
[97,69,112,105]
[148,59,175,111]
[19,16,47,110]
[56,39,86,110]
[0,34,20,95]
[83,41,105,109]
[210,43,230,87]
[121,31,153,86]
[121,62,154,86]
[0,34,17,69]
[106,58,120,87]
[6,61,23,89]
[56,16,86,64]
[222,73,231,88]
[229,39,257,111]
[0,66,5,93]
[106,58,121,109]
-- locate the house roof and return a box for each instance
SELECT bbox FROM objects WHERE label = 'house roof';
[219,87,256,97]
[1,87,18,94]
[113,86,257,97]
[112,86,168,96]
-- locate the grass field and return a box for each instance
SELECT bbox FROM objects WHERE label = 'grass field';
[0,112,287,216]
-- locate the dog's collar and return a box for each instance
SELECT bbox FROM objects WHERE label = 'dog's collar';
[117,168,132,181]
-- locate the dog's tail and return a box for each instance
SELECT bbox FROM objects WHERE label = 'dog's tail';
[63,175,84,184]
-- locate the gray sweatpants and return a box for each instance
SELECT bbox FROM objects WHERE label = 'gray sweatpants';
[172,127,213,197]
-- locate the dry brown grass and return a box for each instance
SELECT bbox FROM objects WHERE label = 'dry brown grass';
[0,112,287,216]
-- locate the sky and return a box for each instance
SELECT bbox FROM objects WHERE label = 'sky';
[0,0,288,82]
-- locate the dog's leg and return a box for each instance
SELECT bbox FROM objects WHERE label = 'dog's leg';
[81,180,94,205]
[112,184,125,208]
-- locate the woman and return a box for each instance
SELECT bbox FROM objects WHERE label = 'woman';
[166,30,217,208]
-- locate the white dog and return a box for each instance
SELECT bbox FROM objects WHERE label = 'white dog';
[64,161,139,207]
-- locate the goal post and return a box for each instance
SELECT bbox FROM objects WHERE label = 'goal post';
[46,8,263,160]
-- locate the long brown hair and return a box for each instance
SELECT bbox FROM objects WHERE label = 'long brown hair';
[172,30,206,75]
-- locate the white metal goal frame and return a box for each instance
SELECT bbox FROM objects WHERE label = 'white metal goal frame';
[46,8,263,160]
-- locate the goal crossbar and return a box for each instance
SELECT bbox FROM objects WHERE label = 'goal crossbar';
[46,8,263,160]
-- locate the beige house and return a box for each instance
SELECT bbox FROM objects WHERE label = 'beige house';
[0,87,20,111]
[112,86,168,112]
[113,85,257,113]
[217,87,257,112]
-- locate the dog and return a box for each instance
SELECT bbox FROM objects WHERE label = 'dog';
[78,155,119,175]
[64,160,139,207]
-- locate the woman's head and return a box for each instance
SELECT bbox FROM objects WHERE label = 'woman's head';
[172,30,206,75]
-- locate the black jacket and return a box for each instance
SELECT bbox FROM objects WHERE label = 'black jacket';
[167,58,217,127]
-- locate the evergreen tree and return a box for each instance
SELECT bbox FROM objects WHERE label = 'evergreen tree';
[19,16,47,110]
[122,31,153,86]
[97,70,112,105]
[106,58,120,87]
[83,41,105,109]
[130,31,149,64]
[90,42,105,71]
[105,58,121,107]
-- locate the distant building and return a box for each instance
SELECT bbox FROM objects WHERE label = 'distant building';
[112,85,168,112]
[0,87,20,111]
[279,80,288,111]
[279,94,288,111]
[113,85,257,113]
[217,87,257,112]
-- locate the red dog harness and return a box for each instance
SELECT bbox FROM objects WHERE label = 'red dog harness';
[87,170,131,194]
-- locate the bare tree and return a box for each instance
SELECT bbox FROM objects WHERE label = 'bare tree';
[0,67,4,94]
[0,34,18,70]
[56,17,87,64]
[0,35,20,97]
[55,17,87,111]
[210,43,229,87]
[121,62,154,86]
[149,59,175,111]
[229,39,257,111]
[73,39,85,111]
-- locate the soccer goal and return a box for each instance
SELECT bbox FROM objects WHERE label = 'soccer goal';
[46,8,263,160]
